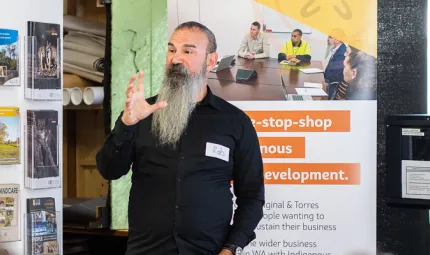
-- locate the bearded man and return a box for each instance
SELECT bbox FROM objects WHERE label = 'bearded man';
[96,21,265,255]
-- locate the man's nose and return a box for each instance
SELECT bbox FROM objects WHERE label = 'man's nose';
[172,53,184,64]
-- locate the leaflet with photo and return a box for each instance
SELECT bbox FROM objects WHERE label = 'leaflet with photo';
[26,21,61,100]
[0,184,20,242]
[0,28,19,86]
[0,107,20,165]
[26,110,59,189]
[26,197,58,255]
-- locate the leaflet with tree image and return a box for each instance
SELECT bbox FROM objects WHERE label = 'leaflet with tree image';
[0,29,19,86]
[26,110,59,189]
[0,107,20,165]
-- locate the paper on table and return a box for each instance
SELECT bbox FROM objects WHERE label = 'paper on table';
[304,82,322,88]
[295,88,328,96]
[299,68,324,74]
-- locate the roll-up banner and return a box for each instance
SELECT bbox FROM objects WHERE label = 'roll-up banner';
[111,1,377,254]
[168,1,376,254]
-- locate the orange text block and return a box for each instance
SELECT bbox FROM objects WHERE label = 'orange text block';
[263,163,360,185]
[259,137,305,158]
[245,111,350,132]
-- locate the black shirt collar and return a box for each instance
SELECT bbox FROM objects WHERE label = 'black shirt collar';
[198,85,221,110]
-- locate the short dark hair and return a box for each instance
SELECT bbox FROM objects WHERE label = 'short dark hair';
[293,29,302,36]
[347,46,377,91]
[175,21,217,53]
[252,21,261,30]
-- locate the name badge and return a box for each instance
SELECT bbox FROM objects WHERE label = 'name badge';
[205,142,230,162]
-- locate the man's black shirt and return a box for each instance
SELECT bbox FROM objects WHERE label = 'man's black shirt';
[96,87,265,255]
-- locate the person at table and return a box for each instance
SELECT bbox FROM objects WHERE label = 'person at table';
[324,30,346,84]
[324,31,347,99]
[237,21,269,59]
[324,36,334,61]
[278,29,312,62]
[96,21,265,255]
[333,45,376,100]
[322,36,334,70]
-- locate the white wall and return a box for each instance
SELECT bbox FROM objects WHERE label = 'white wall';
[0,0,63,254]
[168,0,330,61]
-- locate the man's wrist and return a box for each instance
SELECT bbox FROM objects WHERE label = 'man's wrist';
[222,244,243,254]
[111,117,138,146]
[220,249,233,255]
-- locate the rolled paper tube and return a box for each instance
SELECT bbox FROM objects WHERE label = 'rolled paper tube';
[83,87,104,105]
[70,87,83,105]
[63,88,73,106]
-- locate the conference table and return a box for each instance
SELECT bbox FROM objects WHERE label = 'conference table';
[207,57,327,101]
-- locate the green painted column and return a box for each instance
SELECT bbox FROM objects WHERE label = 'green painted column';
[110,0,167,230]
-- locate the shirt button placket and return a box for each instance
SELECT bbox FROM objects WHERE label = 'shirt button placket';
[174,129,188,239]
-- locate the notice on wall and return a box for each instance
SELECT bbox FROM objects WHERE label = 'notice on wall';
[402,160,430,200]
[231,101,376,255]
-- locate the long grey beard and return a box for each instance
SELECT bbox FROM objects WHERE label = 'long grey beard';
[151,64,206,148]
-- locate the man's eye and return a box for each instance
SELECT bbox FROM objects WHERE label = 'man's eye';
[185,50,192,54]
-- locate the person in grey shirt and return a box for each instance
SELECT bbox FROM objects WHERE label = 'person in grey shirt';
[237,21,269,59]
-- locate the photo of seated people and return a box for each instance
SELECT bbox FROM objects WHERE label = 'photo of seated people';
[168,0,376,101]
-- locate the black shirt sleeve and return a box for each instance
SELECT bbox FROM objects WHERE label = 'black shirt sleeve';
[226,113,265,248]
[96,111,137,180]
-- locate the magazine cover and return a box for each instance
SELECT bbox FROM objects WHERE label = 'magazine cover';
[0,184,20,242]
[26,197,58,255]
[26,21,61,100]
[0,29,19,86]
[26,110,59,189]
[0,107,20,165]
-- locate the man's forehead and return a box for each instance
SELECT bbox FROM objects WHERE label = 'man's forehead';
[169,29,208,48]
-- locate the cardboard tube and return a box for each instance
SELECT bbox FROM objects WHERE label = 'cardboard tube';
[83,87,104,105]
[63,88,73,106]
[70,87,83,105]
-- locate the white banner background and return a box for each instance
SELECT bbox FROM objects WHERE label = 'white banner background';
[230,101,376,255]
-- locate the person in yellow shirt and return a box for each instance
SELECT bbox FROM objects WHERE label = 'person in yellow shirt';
[278,29,312,62]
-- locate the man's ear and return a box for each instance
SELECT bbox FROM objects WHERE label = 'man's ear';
[351,68,357,79]
[206,52,219,72]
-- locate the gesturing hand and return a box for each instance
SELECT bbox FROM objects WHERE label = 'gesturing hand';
[121,71,167,126]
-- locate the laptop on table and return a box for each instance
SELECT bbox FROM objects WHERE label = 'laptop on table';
[210,55,235,73]
[280,76,313,101]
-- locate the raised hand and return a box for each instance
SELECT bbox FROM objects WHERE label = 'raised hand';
[121,71,167,126]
